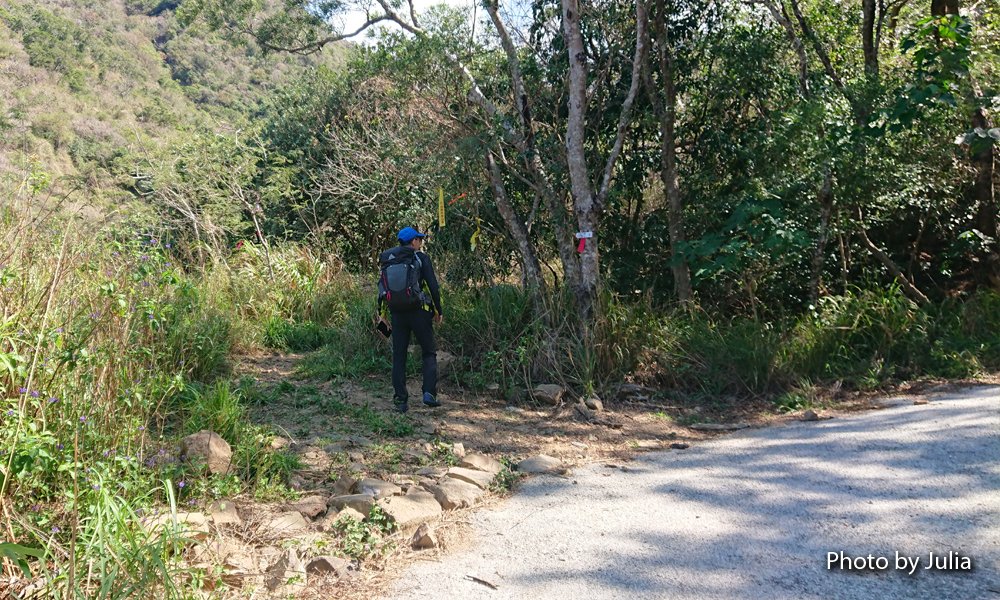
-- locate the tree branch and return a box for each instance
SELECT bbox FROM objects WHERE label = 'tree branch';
[596,0,648,209]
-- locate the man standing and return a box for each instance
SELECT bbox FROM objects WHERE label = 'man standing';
[378,227,444,413]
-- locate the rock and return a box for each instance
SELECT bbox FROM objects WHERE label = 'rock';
[318,506,366,532]
[459,452,502,475]
[332,475,357,497]
[306,556,350,577]
[270,436,291,450]
[328,493,375,515]
[531,384,566,405]
[347,435,373,448]
[416,466,447,478]
[421,478,485,509]
[144,512,209,541]
[584,395,604,411]
[287,495,328,519]
[354,478,402,499]
[347,451,365,463]
[615,383,654,399]
[266,549,307,593]
[516,455,565,475]
[445,467,495,490]
[410,523,438,549]
[635,439,660,449]
[335,507,366,522]
[378,492,442,530]
[452,442,466,458]
[348,462,366,473]
[288,474,306,490]
[179,430,232,475]
[437,350,458,377]
[670,442,690,450]
[801,409,820,422]
[688,422,750,431]
[266,512,309,535]
[487,383,500,391]
[207,500,242,526]
[913,399,929,405]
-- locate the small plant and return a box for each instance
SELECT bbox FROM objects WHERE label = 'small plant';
[489,457,520,494]
[332,505,395,560]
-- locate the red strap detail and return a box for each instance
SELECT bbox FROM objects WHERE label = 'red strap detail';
[577,238,586,253]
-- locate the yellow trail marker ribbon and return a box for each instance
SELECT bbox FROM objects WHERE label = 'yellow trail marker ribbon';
[470,217,481,251]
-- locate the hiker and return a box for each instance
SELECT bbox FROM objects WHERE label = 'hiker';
[377,227,444,413]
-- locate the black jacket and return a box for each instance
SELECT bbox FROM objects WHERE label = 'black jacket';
[377,245,443,315]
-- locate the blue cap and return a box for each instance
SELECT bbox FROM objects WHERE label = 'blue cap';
[397,227,427,243]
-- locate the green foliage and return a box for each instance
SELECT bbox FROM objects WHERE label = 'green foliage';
[333,504,396,560]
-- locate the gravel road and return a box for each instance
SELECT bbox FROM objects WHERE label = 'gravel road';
[388,387,1000,599]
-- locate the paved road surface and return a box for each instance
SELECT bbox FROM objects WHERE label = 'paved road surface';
[388,387,1000,599]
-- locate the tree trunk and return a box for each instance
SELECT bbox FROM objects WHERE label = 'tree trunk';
[562,0,600,321]
[862,0,879,80]
[485,152,546,302]
[651,0,692,303]
[809,169,834,304]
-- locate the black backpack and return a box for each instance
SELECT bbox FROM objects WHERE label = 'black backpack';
[380,251,423,311]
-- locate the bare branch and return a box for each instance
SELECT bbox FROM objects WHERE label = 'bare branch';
[596,0,647,208]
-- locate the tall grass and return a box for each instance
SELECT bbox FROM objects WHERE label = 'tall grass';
[0,203,296,596]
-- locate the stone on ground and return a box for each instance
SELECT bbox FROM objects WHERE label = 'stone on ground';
[689,422,749,431]
[446,467,495,490]
[332,475,357,496]
[584,395,604,411]
[378,491,442,530]
[452,442,466,458]
[144,512,209,541]
[417,466,447,478]
[265,549,307,593]
[207,500,242,526]
[422,478,485,509]
[355,478,402,499]
[411,523,438,549]
[517,455,566,475]
[266,512,309,535]
[328,493,375,515]
[532,384,565,405]
[306,556,350,577]
[287,495,328,519]
[180,430,232,475]
[437,350,458,376]
[459,452,502,475]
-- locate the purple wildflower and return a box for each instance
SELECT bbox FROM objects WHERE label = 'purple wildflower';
[79,415,87,423]
[178,481,186,489]
[57,444,64,450]
[51,526,60,533]
[6,409,13,417]
[30,390,39,398]
[18,387,26,394]
[49,397,58,404]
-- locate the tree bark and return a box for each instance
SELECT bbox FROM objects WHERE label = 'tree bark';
[809,170,834,304]
[486,151,546,300]
[862,0,879,80]
[562,0,601,320]
[646,0,692,303]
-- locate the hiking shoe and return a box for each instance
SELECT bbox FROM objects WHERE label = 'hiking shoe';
[393,400,409,414]
[422,392,441,407]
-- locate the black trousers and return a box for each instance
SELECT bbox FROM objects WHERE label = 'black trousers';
[390,308,437,402]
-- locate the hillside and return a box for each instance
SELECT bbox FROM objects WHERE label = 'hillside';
[0,0,346,207]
